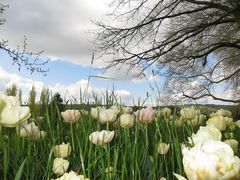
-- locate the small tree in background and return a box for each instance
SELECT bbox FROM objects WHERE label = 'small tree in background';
[94,0,240,103]
[28,85,37,116]
[5,83,17,96]
[40,87,50,114]
[18,89,22,104]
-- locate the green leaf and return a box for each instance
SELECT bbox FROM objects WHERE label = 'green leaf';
[14,158,27,180]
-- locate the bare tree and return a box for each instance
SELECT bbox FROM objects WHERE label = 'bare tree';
[94,0,240,103]
[0,3,49,75]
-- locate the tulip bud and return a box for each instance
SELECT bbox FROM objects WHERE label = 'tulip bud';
[158,143,170,155]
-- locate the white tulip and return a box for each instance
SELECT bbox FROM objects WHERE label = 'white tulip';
[122,106,133,114]
[206,116,227,131]
[0,94,31,127]
[110,105,120,115]
[224,139,239,154]
[55,170,89,180]
[189,125,221,145]
[158,143,170,155]
[161,107,171,118]
[52,158,69,175]
[181,140,240,179]
[61,109,80,123]
[54,142,71,158]
[90,107,99,119]
[216,109,232,117]
[99,109,117,124]
[119,114,134,128]
[89,130,114,145]
[180,106,200,121]
[235,120,240,128]
[17,122,46,140]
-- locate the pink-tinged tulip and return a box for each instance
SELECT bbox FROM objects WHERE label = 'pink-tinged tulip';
[61,110,80,123]
[89,130,114,145]
[135,106,156,123]
[99,109,117,124]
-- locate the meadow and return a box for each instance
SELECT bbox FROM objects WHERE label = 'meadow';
[0,92,240,180]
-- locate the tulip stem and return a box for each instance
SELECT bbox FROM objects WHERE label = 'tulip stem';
[70,123,75,153]
[145,124,149,152]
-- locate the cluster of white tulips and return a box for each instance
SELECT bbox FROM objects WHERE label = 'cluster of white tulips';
[174,122,240,179]
[51,142,89,179]
[1,93,240,179]
[0,94,47,140]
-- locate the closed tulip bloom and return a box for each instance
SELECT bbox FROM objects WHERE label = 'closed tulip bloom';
[235,120,240,128]
[189,125,221,145]
[228,121,237,131]
[224,139,239,154]
[206,116,227,131]
[90,107,99,119]
[119,114,134,128]
[52,158,70,175]
[162,107,171,118]
[89,130,114,145]
[0,94,31,127]
[217,109,232,117]
[180,140,240,180]
[54,142,71,158]
[135,106,155,123]
[99,109,117,124]
[158,143,170,155]
[61,110,80,123]
[180,106,200,121]
[17,121,46,140]
[110,105,120,115]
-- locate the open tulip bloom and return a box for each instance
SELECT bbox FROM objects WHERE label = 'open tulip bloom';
[0,94,31,127]
[61,109,80,123]
[89,130,115,145]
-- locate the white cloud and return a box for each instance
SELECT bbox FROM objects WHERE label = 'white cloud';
[0,66,131,104]
[99,64,145,83]
[1,0,111,66]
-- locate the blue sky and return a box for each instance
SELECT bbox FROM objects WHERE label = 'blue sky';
[0,0,161,105]
[0,48,157,105]
[0,0,231,105]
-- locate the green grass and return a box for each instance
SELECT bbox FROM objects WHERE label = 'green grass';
[0,102,239,180]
